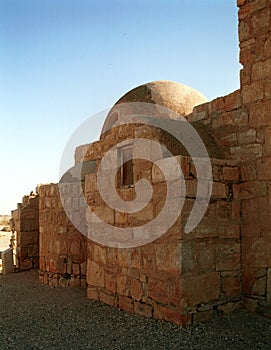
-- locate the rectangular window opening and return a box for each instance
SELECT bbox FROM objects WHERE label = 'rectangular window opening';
[118,146,134,187]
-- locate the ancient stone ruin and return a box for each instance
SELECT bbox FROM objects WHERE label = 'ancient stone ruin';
[10,0,271,325]
[11,193,39,271]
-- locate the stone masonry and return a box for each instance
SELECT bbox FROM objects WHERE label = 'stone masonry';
[11,0,271,325]
[38,183,87,288]
[11,192,39,271]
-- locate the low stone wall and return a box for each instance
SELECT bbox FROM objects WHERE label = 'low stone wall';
[39,183,87,288]
[85,155,241,325]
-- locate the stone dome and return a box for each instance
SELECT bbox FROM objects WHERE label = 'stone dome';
[101,80,207,134]
[115,80,207,115]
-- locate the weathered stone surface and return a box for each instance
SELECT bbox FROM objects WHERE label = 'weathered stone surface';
[116,274,129,296]
[249,100,271,128]
[182,272,221,306]
[87,260,104,287]
[148,278,170,304]
[118,295,134,313]
[130,279,143,301]
[223,276,241,298]
[153,304,191,325]
[11,192,39,271]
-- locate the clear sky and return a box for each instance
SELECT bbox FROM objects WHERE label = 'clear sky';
[0,0,240,214]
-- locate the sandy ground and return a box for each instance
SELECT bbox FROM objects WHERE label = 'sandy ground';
[0,270,271,349]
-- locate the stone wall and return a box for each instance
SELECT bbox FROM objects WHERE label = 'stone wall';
[11,193,39,270]
[39,183,87,288]
[185,0,271,317]
[85,155,241,325]
[237,0,271,315]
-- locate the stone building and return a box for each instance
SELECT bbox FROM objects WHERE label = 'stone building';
[11,0,271,325]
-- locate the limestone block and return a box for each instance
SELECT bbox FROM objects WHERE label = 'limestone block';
[256,157,271,180]
[182,272,221,306]
[224,90,241,112]
[80,261,86,276]
[193,240,216,274]
[85,174,97,192]
[230,144,262,162]
[104,271,116,293]
[87,287,99,300]
[240,161,257,181]
[128,203,153,225]
[98,148,118,172]
[116,274,128,296]
[252,275,266,296]
[141,244,157,270]
[220,135,237,153]
[216,201,232,221]
[185,180,197,198]
[152,157,183,183]
[239,180,267,199]
[215,240,240,271]
[222,276,241,298]
[148,278,170,304]
[99,290,116,306]
[80,278,87,288]
[92,244,106,265]
[118,295,134,313]
[154,242,181,273]
[188,110,207,123]
[114,211,128,226]
[72,263,80,276]
[130,278,143,301]
[154,304,191,325]
[66,261,72,274]
[213,110,248,128]
[133,159,152,184]
[242,82,264,104]
[211,182,228,199]
[90,203,115,225]
[242,236,271,268]
[237,129,257,145]
[87,260,104,287]
[20,231,39,246]
[249,100,271,128]
[85,141,101,161]
[251,8,270,32]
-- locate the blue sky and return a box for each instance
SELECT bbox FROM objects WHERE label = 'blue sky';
[0,0,240,214]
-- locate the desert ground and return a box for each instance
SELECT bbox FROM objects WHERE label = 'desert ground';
[0,270,270,350]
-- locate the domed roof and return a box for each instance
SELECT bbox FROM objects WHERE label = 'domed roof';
[101,80,207,134]
[115,80,207,115]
